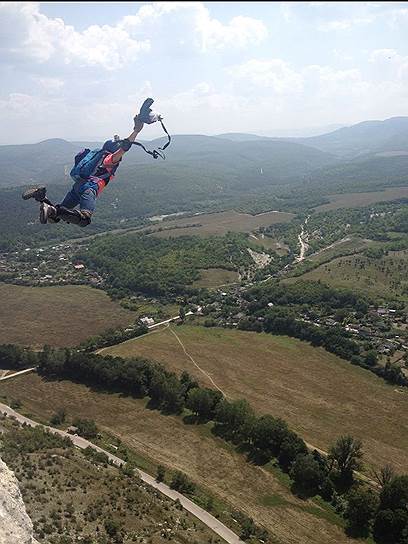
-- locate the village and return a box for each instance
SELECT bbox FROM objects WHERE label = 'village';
[1,242,407,376]
[0,243,104,288]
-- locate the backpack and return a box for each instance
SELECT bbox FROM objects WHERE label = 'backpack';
[70,148,108,182]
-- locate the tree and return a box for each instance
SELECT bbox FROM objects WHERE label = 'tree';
[373,508,408,544]
[250,415,289,461]
[170,471,195,495]
[180,371,199,397]
[186,387,222,421]
[345,487,379,537]
[371,464,396,489]
[364,350,378,366]
[215,399,255,443]
[278,432,308,470]
[120,462,135,477]
[179,306,186,323]
[379,475,408,511]
[328,435,363,485]
[73,418,98,439]
[290,454,324,497]
[320,478,335,502]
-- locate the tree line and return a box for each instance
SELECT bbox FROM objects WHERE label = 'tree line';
[25,345,407,542]
[238,281,408,386]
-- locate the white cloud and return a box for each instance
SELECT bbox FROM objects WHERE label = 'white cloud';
[0,2,150,69]
[36,77,64,93]
[369,48,408,82]
[318,15,375,32]
[229,59,304,95]
[120,2,267,52]
[0,2,267,72]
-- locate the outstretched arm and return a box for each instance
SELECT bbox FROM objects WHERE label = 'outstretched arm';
[110,116,144,164]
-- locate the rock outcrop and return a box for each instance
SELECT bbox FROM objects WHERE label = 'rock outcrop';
[0,457,38,544]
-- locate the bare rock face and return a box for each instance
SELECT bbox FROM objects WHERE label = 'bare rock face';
[0,457,38,544]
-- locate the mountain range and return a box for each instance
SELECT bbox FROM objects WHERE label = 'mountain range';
[1,116,408,191]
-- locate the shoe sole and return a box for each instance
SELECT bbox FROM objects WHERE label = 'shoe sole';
[22,186,46,201]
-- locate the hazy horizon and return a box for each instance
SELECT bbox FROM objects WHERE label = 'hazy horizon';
[1,2,408,144]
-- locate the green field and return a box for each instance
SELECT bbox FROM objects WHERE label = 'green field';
[315,187,408,212]
[0,283,136,348]
[102,325,408,473]
[0,372,354,544]
[291,250,408,301]
[193,268,239,288]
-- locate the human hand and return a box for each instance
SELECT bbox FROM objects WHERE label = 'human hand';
[133,115,144,132]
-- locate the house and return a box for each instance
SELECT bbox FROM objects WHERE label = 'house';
[140,317,155,327]
[325,318,338,327]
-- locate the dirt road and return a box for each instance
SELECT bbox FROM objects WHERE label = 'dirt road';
[0,402,245,544]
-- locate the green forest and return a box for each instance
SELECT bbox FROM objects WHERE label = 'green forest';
[76,232,257,299]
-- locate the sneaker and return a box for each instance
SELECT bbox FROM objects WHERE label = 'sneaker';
[40,202,57,224]
[138,98,154,123]
[22,186,47,201]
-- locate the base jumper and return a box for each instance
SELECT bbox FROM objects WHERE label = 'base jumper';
[22,98,167,227]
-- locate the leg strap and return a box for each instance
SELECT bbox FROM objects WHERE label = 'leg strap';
[57,206,92,227]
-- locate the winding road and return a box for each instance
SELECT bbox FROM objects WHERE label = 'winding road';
[296,216,309,262]
[0,402,245,544]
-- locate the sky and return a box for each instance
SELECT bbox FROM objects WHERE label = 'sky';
[1,1,408,144]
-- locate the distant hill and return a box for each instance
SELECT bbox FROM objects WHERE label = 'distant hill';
[0,134,336,189]
[0,138,78,187]
[216,124,345,139]
[295,117,408,158]
[305,154,408,193]
[216,133,270,142]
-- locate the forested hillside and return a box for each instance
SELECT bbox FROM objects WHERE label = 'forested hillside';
[76,232,256,299]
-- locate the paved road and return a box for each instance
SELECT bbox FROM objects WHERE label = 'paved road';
[0,402,245,544]
[0,368,36,381]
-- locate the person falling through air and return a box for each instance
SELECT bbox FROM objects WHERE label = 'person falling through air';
[22,99,162,227]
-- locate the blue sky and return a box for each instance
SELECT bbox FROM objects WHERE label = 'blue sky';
[1,2,408,144]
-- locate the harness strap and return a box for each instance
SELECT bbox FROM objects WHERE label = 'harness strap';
[131,118,171,160]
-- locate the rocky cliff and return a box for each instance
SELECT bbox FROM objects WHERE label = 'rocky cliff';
[0,457,38,544]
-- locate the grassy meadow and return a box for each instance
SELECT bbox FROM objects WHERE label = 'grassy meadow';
[315,187,408,212]
[0,283,136,348]
[0,372,354,544]
[101,325,408,474]
[290,250,408,301]
[147,210,294,238]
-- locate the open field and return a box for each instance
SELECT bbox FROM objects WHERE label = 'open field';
[306,237,372,263]
[315,187,408,212]
[290,250,408,301]
[102,325,408,474]
[0,283,136,348]
[193,268,239,288]
[147,210,295,238]
[0,373,354,544]
[249,234,290,255]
